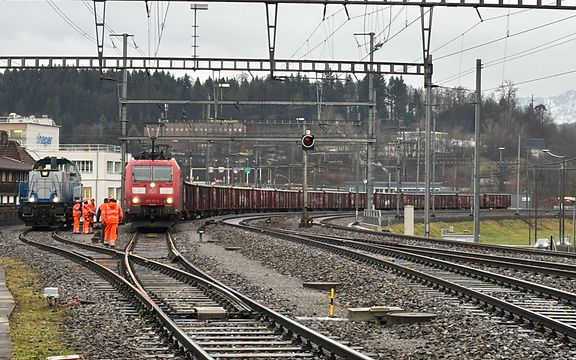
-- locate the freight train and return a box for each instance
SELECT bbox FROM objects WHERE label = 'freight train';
[17,157,83,228]
[181,183,511,218]
[123,156,511,224]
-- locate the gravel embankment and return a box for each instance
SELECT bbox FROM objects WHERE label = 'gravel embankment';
[173,216,576,360]
[328,218,576,293]
[0,226,149,360]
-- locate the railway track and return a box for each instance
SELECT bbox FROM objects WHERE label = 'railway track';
[274,228,576,279]
[313,213,576,260]
[229,215,576,342]
[20,229,373,359]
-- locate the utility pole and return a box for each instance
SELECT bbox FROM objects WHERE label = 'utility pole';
[424,54,433,237]
[355,149,360,223]
[396,137,401,216]
[533,165,538,245]
[301,147,309,227]
[516,134,521,215]
[111,33,130,209]
[367,32,376,210]
[473,59,482,243]
[353,32,378,210]
[191,4,208,62]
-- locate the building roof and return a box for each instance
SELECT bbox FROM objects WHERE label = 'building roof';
[0,131,36,170]
[0,156,33,171]
[0,113,58,127]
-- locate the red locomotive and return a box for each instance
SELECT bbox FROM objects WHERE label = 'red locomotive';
[124,154,182,226]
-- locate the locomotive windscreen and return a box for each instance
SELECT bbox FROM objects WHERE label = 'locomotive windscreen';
[132,165,173,181]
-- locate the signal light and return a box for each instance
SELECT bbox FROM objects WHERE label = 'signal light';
[301,134,315,150]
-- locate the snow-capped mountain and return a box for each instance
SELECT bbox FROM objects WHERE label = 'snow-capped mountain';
[519,90,576,124]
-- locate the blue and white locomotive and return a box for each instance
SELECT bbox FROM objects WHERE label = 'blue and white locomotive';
[17,157,82,228]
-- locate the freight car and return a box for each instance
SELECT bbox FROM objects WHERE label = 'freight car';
[17,157,83,228]
[181,182,365,218]
[124,153,182,226]
[373,192,511,211]
[126,169,510,223]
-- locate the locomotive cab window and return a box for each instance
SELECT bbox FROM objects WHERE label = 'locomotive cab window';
[153,166,172,181]
[132,166,173,181]
[132,166,151,181]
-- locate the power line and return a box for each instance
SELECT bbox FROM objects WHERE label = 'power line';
[437,30,576,86]
[46,0,95,43]
[154,1,171,57]
[435,13,576,62]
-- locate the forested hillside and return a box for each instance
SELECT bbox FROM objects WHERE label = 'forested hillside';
[0,69,574,162]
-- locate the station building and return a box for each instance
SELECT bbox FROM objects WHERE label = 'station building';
[0,113,127,203]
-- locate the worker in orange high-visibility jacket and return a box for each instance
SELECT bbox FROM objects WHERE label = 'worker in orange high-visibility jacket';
[96,198,109,244]
[72,199,82,234]
[82,199,94,234]
[105,198,123,248]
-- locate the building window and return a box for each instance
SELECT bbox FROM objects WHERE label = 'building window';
[107,187,120,200]
[73,160,93,174]
[83,187,92,200]
[107,161,122,174]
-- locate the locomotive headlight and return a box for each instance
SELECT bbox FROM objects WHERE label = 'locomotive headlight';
[149,182,156,188]
[52,196,59,203]
[28,195,36,202]
[166,197,173,204]
[132,197,140,204]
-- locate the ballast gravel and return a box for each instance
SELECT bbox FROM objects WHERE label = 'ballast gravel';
[0,226,149,360]
[173,216,576,360]
[2,217,576,359]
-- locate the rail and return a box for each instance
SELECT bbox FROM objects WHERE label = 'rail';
[228,216,576,341]
[166,231,374,360]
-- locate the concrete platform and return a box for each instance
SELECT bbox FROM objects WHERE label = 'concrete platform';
[0,267,15,360]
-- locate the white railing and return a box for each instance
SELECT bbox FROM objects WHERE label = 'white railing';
[59,144,121,153]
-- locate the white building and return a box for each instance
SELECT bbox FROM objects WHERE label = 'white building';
[0,113,127,202]
[0,113,59,152]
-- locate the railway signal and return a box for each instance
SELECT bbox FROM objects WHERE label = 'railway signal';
[301,132,315,150]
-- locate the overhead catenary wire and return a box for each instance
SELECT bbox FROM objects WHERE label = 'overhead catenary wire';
[437,30,576,86]
[153,1,171,57]
[46,0,95,43]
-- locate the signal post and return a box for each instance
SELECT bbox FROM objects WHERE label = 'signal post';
[300,131,315,227]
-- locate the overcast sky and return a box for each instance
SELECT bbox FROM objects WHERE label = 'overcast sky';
[2,1,576,99]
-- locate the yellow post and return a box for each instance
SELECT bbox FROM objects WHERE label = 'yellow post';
[329,288,334,317]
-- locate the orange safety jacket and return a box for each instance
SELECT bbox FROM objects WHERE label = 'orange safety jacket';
[97,203,108,223]
[82,203,92,218]
[89,202,97,216]
[72,203,81,217]
[106,203,123,224]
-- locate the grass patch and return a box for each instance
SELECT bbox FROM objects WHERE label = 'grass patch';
[386,218,572,245]
[0,258,76,359]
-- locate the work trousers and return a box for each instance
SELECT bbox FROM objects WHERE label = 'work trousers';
[83,217,93,234]
[73,216,81,233]
[105,223,118,244]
